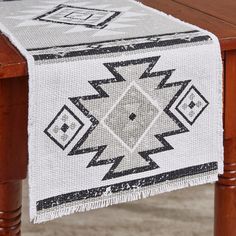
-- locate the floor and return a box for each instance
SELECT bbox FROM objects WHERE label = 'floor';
[22,182,214,236]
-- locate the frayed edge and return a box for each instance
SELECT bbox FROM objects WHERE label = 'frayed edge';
[32,172,218,224]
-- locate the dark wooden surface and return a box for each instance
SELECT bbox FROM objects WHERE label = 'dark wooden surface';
[0,181,22,236]
[214,50,236,236]
[0,35,27,80]
[0,1,236,236]
[0,77,28,181]
[141,0,236,51]
[0,77,27,235]
[174,0,236,25]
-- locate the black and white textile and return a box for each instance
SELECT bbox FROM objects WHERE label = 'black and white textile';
[0,0,223,223]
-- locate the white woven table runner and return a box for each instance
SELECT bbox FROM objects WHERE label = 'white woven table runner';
[0,0,223,223]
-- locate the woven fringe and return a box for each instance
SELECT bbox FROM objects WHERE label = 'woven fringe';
[33,172,218,223]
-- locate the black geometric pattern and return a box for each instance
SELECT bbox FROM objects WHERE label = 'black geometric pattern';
[68,56,192,180]
[129,113,137,121]
[34,4,121,29]
[28,30,213,61]
[44,105,84,150]
[176,86,209,125]
[39,28,212,212]
[36,161,218,211]
[0,0,217,217]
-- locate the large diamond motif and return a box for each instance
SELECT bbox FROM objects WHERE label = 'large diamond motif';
[45,56,209,180]
[34,4,121,29]
[103,83,160,150]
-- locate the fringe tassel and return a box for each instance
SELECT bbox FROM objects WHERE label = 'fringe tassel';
[33,172,218,223]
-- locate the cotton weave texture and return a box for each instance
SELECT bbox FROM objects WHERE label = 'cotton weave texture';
[0,0,223,223]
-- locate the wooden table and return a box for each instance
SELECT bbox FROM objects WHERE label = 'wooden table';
[0,0,235,235]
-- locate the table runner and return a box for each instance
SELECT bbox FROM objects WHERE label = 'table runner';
[0,0,223,223]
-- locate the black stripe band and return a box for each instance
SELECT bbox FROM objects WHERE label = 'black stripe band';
[36,161,217,211]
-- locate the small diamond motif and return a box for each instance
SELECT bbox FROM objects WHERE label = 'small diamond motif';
[44,105,84,150]
[176,86,209,125]
[34,4,121,29]
[188,101,195,109]
[103,84,159,150]
[61,123,69,133]
[129,113,137,121]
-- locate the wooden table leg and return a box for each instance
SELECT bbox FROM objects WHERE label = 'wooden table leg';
[0,77,28,236]
[0,181,22,236]
[215,50,236,236]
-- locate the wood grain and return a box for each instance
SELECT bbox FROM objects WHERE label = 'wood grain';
[140,0,236,50]
[0,77,28,181]
[214,50,236,236]
[0,181,22,236]
[173,0,236,25]
[0,34,27,80]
